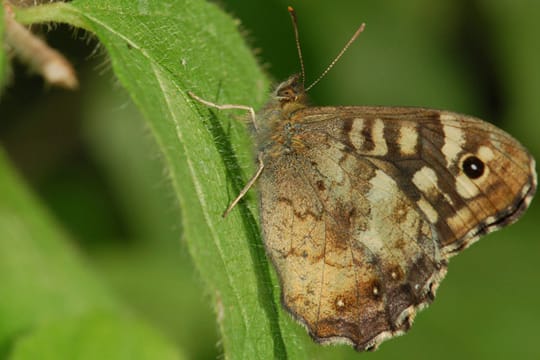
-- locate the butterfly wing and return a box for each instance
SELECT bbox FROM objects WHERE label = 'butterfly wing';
[258,106,536,350]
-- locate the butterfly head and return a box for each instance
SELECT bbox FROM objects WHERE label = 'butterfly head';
[274,74,308,110]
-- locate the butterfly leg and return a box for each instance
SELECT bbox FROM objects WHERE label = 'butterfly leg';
[222,153,265,217]
[187,91,258,130]
[187,91,264,216]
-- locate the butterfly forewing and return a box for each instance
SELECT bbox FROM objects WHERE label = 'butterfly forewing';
[295,106,536,255]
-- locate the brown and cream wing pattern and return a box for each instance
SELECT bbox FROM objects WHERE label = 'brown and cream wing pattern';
[298,106,536,255]
[258,106,536,350]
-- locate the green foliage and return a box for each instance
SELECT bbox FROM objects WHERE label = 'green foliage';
[0,149,183,359]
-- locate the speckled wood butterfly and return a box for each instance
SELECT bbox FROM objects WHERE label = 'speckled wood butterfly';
[189,7,537,351]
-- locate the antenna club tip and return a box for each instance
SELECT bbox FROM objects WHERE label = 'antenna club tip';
[287,6,294,12]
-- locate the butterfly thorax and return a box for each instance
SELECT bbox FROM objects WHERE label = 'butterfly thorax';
[256,74,310,159]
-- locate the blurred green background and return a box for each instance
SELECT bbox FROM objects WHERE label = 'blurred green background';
[1,0,539,359]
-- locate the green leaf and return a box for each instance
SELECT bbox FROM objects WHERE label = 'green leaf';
[10,311,180,360]
[14,0,313,358]
[0,149,184,359]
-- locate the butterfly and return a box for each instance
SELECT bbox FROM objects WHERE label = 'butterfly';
[189,7,537,351]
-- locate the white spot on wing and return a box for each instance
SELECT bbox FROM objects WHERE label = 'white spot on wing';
[399,125,418,155]
[478,146,495,162]
[349,118,365,149]
[442,123,465,167]
[371,118,388,156]
[412,166,438,195]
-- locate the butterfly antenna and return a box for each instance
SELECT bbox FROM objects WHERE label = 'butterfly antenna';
[305,22,366,92]
[288,6,306,87]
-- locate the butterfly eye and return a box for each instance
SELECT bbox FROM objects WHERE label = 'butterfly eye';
[462,155,485,179]
[279,89,295,98]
